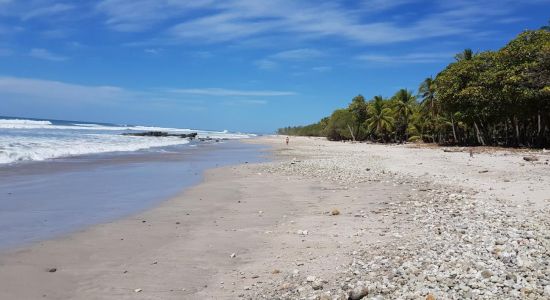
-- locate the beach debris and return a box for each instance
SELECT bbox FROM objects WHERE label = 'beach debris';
[478,169,489,173]
[230,253,237,258]
[523,156,539,162]
[244,286,251,290]
[175,221,180,225]
[296,230,309,236]
[47,268,57,273]
[331,208,340,216]
[141,220,146,223]
[306,276,316,282]
[272,269,281,274]
[134,288,142,293]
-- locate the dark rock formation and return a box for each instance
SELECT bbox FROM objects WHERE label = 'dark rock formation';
[123,131,198,139]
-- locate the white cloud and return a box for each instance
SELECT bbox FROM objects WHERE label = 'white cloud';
[0,76,126,103]
[21,3,74,21]
[0,77,295,106]
[96,0,215,32]
[270,48,325,61]
[29,48,68,61]
[169,88,296,97]
[254,59,278,70]
[144,48,162,55]
[312,66,332,72]
[225,99,268,105]
[357,52,456,64]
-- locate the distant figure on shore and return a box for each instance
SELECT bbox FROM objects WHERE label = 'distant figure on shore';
[470,149,474,158]
[285,136,289,146]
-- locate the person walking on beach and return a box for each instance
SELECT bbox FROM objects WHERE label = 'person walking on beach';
[285,136,289,146]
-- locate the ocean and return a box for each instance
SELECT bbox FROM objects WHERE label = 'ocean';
[0,116,254,164]
[0,117,265,249]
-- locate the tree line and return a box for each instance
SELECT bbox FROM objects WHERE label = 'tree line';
[278,27,550,148]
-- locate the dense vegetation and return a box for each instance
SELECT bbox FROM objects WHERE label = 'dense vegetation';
[278,28,550,148]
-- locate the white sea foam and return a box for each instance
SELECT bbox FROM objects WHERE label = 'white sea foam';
[0,118,255,164]
[0,119,53,128]
[0,134,190,164]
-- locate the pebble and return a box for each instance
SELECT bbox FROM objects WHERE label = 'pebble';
[349,286,368,300]
[240,143,550,300]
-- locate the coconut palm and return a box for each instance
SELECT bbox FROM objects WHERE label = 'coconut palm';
[454,48,474,61]
[418,77,437,117]
[392,89,417,142]
[366,96,394,141]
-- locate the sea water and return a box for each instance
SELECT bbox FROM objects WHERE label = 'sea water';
[0,116,253,164]
[0,117,265,249]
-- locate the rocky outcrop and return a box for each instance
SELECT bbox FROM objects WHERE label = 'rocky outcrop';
[123,131,198,139]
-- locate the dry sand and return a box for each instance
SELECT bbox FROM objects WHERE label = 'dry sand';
[0,136,548,299]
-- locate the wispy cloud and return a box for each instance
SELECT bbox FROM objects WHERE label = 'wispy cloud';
[21,3,74,21]
[270,48,325,61]
[0,76,126,103]
[254,59,278,70]
[312,66,332,72]
[144,48,162,55]
[357,52,456,64]
[0,76,292,109]
[29,48,68,61]
[96,0,214,32]
[225,99,268,106]
[169,88,296,97]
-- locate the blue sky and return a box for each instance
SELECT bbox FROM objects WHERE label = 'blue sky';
[0,0,548,133]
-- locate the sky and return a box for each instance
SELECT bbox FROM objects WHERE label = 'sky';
[0,0,549,133]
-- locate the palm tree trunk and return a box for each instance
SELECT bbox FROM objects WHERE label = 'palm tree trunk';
[450,114,458,144]
[474,121,485,146]
[513,116,520,146]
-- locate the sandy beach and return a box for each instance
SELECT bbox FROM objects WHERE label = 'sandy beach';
[1,136,549,299]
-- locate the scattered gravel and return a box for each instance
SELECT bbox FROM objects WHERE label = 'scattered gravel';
[242,139,549,300]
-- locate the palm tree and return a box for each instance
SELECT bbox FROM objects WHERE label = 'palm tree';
[392,89,416,142]
[455,48,474,61]
[418,77,437,117]
[366,96,394,141]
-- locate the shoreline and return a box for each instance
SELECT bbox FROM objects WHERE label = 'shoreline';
[0,136,548,299]
[0,140,266,250]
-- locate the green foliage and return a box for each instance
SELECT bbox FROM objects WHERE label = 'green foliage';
[278,26,550,148]
[325,109,355,141]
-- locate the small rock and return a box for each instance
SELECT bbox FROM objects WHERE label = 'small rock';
[306,276,316,282]
[478,170,489,173]
[134,288,142,293]
[47,268,57,273]
[481,270,493,278]
[312,281,323,290]
[230,253,236,258]
[272,269,280,274]
[331,209,341,216]
[349,286,368,300]
[426,293,436,300]
[523,156,539,162]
